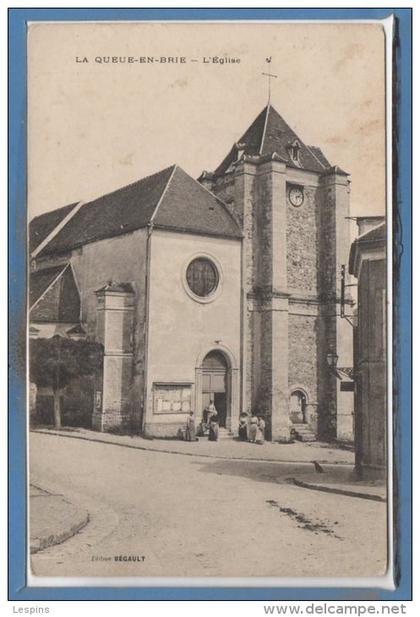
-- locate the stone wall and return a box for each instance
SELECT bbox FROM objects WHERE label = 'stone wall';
[317,183,337,301]
[287,186,318,293]
[288,310,318,414]
[319,173,354,440]
[214,163,257,416]
[207,162,354,442]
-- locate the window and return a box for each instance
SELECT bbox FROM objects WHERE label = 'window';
[287,140,302,167]
[186,257,219,298]
[290,389,308,424]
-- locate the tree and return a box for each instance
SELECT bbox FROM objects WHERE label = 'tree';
[30,335,103,428]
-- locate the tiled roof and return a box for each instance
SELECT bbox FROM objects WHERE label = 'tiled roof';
[213,105,331,176]
[349,223,386,275]
[356,222,386,244]
[37,165,242,257]
[38,166,175,256]
[153,166,242,238]
[30,263,80,323]
[29,202,79,253]
[29,265,68,308]
[307,145,331,169]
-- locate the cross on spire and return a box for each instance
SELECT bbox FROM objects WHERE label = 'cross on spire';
[262,58,277,104]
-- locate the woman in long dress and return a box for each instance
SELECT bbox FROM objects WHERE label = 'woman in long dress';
[238,414,248,441]
[208,409,219,441]
[256,416,266,444]
[185,412,196,441]
[248,415,258,443]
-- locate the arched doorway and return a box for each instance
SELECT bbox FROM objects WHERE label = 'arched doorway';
[290,389,308,424]
[201,350,229,428]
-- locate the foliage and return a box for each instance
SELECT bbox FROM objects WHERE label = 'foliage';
[30,335,103,392]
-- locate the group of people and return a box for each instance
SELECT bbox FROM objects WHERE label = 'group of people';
[184,402,266,444]
[238,413,266,444]
[184,401,219,441]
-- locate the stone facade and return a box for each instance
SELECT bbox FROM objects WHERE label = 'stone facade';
[288,310,319,431]
[207,136,354,442]
[287,186,318,293]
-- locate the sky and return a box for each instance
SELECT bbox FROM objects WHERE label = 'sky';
[28,21,386,220]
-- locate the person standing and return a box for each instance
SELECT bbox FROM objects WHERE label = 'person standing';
[185,411,197,441]
[238,414,248,441]
[248,415,258,443]
[208,407,219,442]
[256,416,266,444]
[204,400,216,426]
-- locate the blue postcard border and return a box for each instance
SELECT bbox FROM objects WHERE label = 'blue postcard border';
[8,7,412,602]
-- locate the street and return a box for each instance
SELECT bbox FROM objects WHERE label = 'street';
[30,432,387,579]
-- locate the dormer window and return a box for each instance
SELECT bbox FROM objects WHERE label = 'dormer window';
[235,142,246,162]
[288,139,302,167]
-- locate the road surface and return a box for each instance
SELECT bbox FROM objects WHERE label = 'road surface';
[30,432,387,579]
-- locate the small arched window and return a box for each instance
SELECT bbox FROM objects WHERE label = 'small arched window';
[290,389,308,424]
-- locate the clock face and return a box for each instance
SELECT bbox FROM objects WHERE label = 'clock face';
[288,186,304,207]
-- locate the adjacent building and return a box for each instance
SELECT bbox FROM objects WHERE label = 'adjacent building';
[349,219,386,478]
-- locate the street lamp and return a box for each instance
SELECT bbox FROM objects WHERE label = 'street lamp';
[326,352,339,370]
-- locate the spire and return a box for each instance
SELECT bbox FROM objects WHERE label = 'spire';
[212,104,331,177]
[259,104,271,155]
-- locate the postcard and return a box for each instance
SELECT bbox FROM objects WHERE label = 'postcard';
[21,17,396,590]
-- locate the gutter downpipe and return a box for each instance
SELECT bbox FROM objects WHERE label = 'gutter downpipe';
[142,222,154,434]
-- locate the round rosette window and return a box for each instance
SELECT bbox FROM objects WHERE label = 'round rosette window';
[186,257,220,299]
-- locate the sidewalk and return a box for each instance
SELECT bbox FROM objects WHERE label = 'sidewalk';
[30,484,89,554]
[32,425,355,465]
[287,471,387,502]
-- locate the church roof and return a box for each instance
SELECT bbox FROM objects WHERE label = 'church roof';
[30,263,81,322]
[213,104,331,176]
[37,165,242,257]
[29,264,68,308]
[29,202,79,253]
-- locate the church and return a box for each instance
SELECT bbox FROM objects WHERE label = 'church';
[29,103,354,442]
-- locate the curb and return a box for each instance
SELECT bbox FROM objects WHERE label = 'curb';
[31,429,354,466]
[288,478,386,502]
[30,488,90,554]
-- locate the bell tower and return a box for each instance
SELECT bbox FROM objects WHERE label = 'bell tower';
[200,103,353,442]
